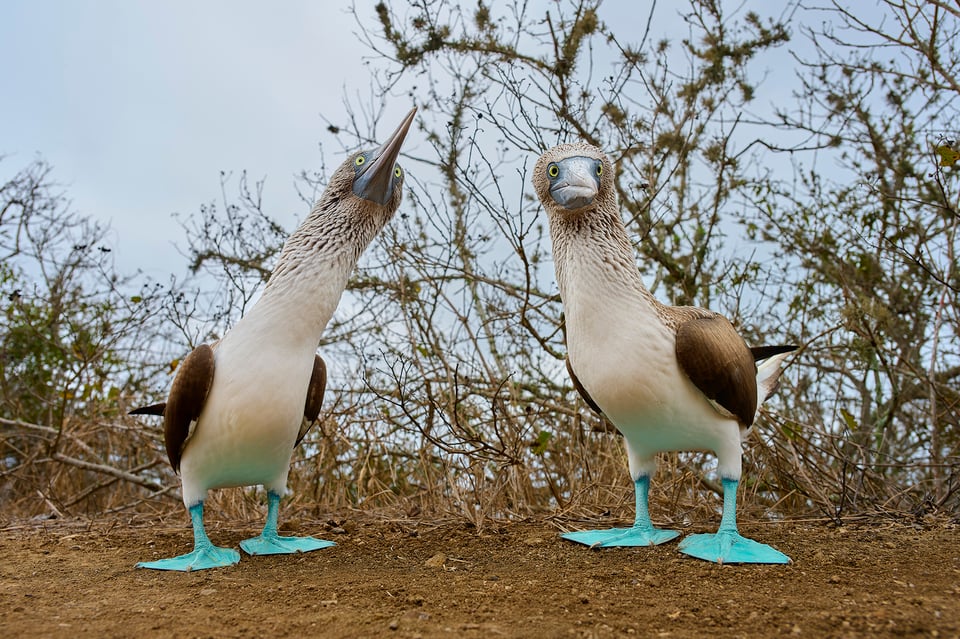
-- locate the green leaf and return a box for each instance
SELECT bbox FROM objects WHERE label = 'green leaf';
[531,430,552,456]
[839,408,859,432]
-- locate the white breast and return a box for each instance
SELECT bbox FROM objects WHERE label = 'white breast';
[560,247,743,470]
[176,292,328,505]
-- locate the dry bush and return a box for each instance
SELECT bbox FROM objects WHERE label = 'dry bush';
[3,0,958,529]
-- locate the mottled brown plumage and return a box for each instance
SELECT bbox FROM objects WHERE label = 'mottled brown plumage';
[532,142,794,432]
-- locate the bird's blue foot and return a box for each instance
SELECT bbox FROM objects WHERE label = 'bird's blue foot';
[240,532,335,556]
[136,544,240,571]
[562,525,680,548]
[678,478,791,564]
[563,476,679,548]
[678,529,790,564]
[240,490,336,556]
[136,502,240,571]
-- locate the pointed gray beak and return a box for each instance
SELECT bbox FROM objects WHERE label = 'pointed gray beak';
[352,107,417,205]
[549,157,600,210]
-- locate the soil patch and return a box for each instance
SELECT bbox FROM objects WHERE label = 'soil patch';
[1,516,957,638]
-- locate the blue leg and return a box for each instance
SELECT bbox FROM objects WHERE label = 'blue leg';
[239,491,335,556]
[136,502,240,571]
[562,476,680,548]
[678,478,791,564]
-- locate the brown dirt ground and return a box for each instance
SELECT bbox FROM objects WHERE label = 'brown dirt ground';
[0,514,957,639]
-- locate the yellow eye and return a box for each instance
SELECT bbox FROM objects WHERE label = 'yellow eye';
[355,155,366,166]
[547,163,559,178]
[596,163,603,177]
[394,165,402,178]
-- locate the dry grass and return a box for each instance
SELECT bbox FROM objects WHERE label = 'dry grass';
[3,380,954,530]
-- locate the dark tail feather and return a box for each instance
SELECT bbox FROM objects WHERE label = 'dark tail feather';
[750,345,797,362]
[129,402,166,416]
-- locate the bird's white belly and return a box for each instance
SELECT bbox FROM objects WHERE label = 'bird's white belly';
[569,308,742,462]
[182,400,300,490]
[178,336,314,505]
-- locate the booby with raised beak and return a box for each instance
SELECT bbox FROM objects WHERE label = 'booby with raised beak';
[131,107,417,571]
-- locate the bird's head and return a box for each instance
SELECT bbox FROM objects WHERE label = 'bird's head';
[532,142,614,215]
[324,107,417,218]
[270,107,417,288]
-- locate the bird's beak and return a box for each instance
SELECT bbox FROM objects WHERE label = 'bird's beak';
[549,157,600,210]
[353,107,417,205]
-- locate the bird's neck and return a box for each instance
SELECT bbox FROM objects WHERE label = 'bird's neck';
[550,208,662,320]
[237,219,370,352]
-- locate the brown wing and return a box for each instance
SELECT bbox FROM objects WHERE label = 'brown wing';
[163,344,215,472]
[296,354,327,447]
[675,315,757,427]
[566,355,604,416]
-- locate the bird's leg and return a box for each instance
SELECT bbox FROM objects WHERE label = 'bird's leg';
[717,477,740,535]
[136,502,240,571]
[263,490,282,537]
[239,491,335,556]
[678,478,791,564]
[631,475,665,534]
[561,476,680,548]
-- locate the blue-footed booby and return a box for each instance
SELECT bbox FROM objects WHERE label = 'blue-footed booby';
[130,107,417,571]
[532,142,795,564]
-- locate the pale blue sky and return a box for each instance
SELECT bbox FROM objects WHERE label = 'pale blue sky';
[0,1,798,281]
[1,1,391,277]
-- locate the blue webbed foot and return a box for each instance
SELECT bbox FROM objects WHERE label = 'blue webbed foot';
[137,543,240,571]
[240,491,335,556]
[678,478,791,564]
[240,533,335,556]
[678,529,790,564]
[136,502,240,572]
[563,476,679,548]
[562,525,680,548]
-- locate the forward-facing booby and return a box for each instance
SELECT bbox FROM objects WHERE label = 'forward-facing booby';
[131,107,417,571]
[532,142,795,564]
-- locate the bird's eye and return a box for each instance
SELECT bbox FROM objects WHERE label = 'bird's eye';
[595,163,603,177]
[547,163,560,178]
[394,165,402,178]
[355,155,366,166]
